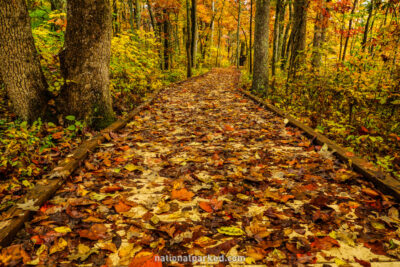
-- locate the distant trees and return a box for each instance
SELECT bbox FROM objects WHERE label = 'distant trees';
[252,0,270,95]
[0,0,50,122]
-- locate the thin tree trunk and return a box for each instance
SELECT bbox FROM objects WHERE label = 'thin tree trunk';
[249,0,253,73]
[342,0,358,61]
[362,0,374,51]
[272,0,282,76]
[147,0,156,31]
[128,0,134,32]
[186,0,193,77]
[163,10,170,70]
[252,0,270,96]
[236,0,241,68]
[211,0,215,49]
[191,0,198,68]
[281,1,292,70]
[135,0,141,29]
[58,0,114,129]
[0,0,49,122]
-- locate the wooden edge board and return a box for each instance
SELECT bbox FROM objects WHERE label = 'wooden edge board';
[238,88,400,201]
[0,71,209,248]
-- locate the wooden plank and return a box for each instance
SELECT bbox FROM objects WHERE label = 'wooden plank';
[0,72,209,248]
[238,88,400,200]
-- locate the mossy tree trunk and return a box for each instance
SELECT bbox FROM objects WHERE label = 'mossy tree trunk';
[0,0,50,122]
[58,0,114,129]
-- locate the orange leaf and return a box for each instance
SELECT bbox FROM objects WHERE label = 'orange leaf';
[210,198,223,210]
[171,188,194,201]
[114,200,132,213]
[362,188,379,197]
[101,185,124,193]
[224,124,235,131]
[52,132,63,139]
[281,195,295,203]
[199,201,213,213]
[129,253,162,267]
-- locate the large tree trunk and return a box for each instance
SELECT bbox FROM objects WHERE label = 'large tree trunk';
[252,0,270,96]
[0,0,49,122]
[191,0,198,68]
[281,1,292,70]
[58,0,114,129]
[288,0,308,77]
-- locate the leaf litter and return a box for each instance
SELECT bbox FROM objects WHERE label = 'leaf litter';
[1,68,400,266]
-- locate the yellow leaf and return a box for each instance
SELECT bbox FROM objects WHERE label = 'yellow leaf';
[54,226,72,233]
[50,238,67,254]
[125,164,143,172]
[217,226,245,236]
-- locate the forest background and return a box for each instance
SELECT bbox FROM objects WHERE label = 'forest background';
[0,0,399,213]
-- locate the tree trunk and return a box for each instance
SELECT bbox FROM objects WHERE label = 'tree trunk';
[0,0,50,122]
[191,0,198,68]
[58,0,114,129]
[236,0,241,68]
[252,0,270,96]
[128,0,135,32]
[289,0,308,77]
[362,0,374,51]
[311,0,327,69]
[272,0,282,76]
[342,0,358,61]
[50,0,64,10]
[186,0,193,77]
[281,1,292,70]
[147,0,156,31]
[135,0,141,29]
[249,0,253,73]
[163,10,170,70]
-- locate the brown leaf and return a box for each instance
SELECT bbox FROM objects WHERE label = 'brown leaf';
[362,188,380,197]
[78,224,108,240]
[311,236,340,251]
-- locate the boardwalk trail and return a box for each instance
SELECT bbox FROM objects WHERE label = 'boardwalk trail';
[4,68,400,266]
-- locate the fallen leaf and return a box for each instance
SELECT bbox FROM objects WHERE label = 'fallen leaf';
[171,188,194,201]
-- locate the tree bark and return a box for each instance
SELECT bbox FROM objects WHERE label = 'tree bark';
[58,0,114,129]
[163,10,170,70]
[311,0,327,69]
[288,0,308,77]
[252,0,270,96]
[191,0,198,68]
[281,1,292,70]
[0,0,49,122]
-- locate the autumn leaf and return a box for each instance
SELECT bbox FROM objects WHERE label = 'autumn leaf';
[129,252,162,267]
[49,238,67,254]
[199,201,213,213]
[114,200,132,213]
[217,226,245,236]
[171,188,194,201]
[78,224,108,240]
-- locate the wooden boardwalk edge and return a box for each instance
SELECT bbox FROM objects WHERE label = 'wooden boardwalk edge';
[0,72,209,248]
[238,88,400,201]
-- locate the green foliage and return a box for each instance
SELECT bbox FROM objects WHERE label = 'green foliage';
[110,31,163,113]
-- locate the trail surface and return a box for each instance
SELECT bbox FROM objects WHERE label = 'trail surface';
[2,68,400,266]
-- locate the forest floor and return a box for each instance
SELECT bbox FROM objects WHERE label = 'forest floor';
[2,68,400,266]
